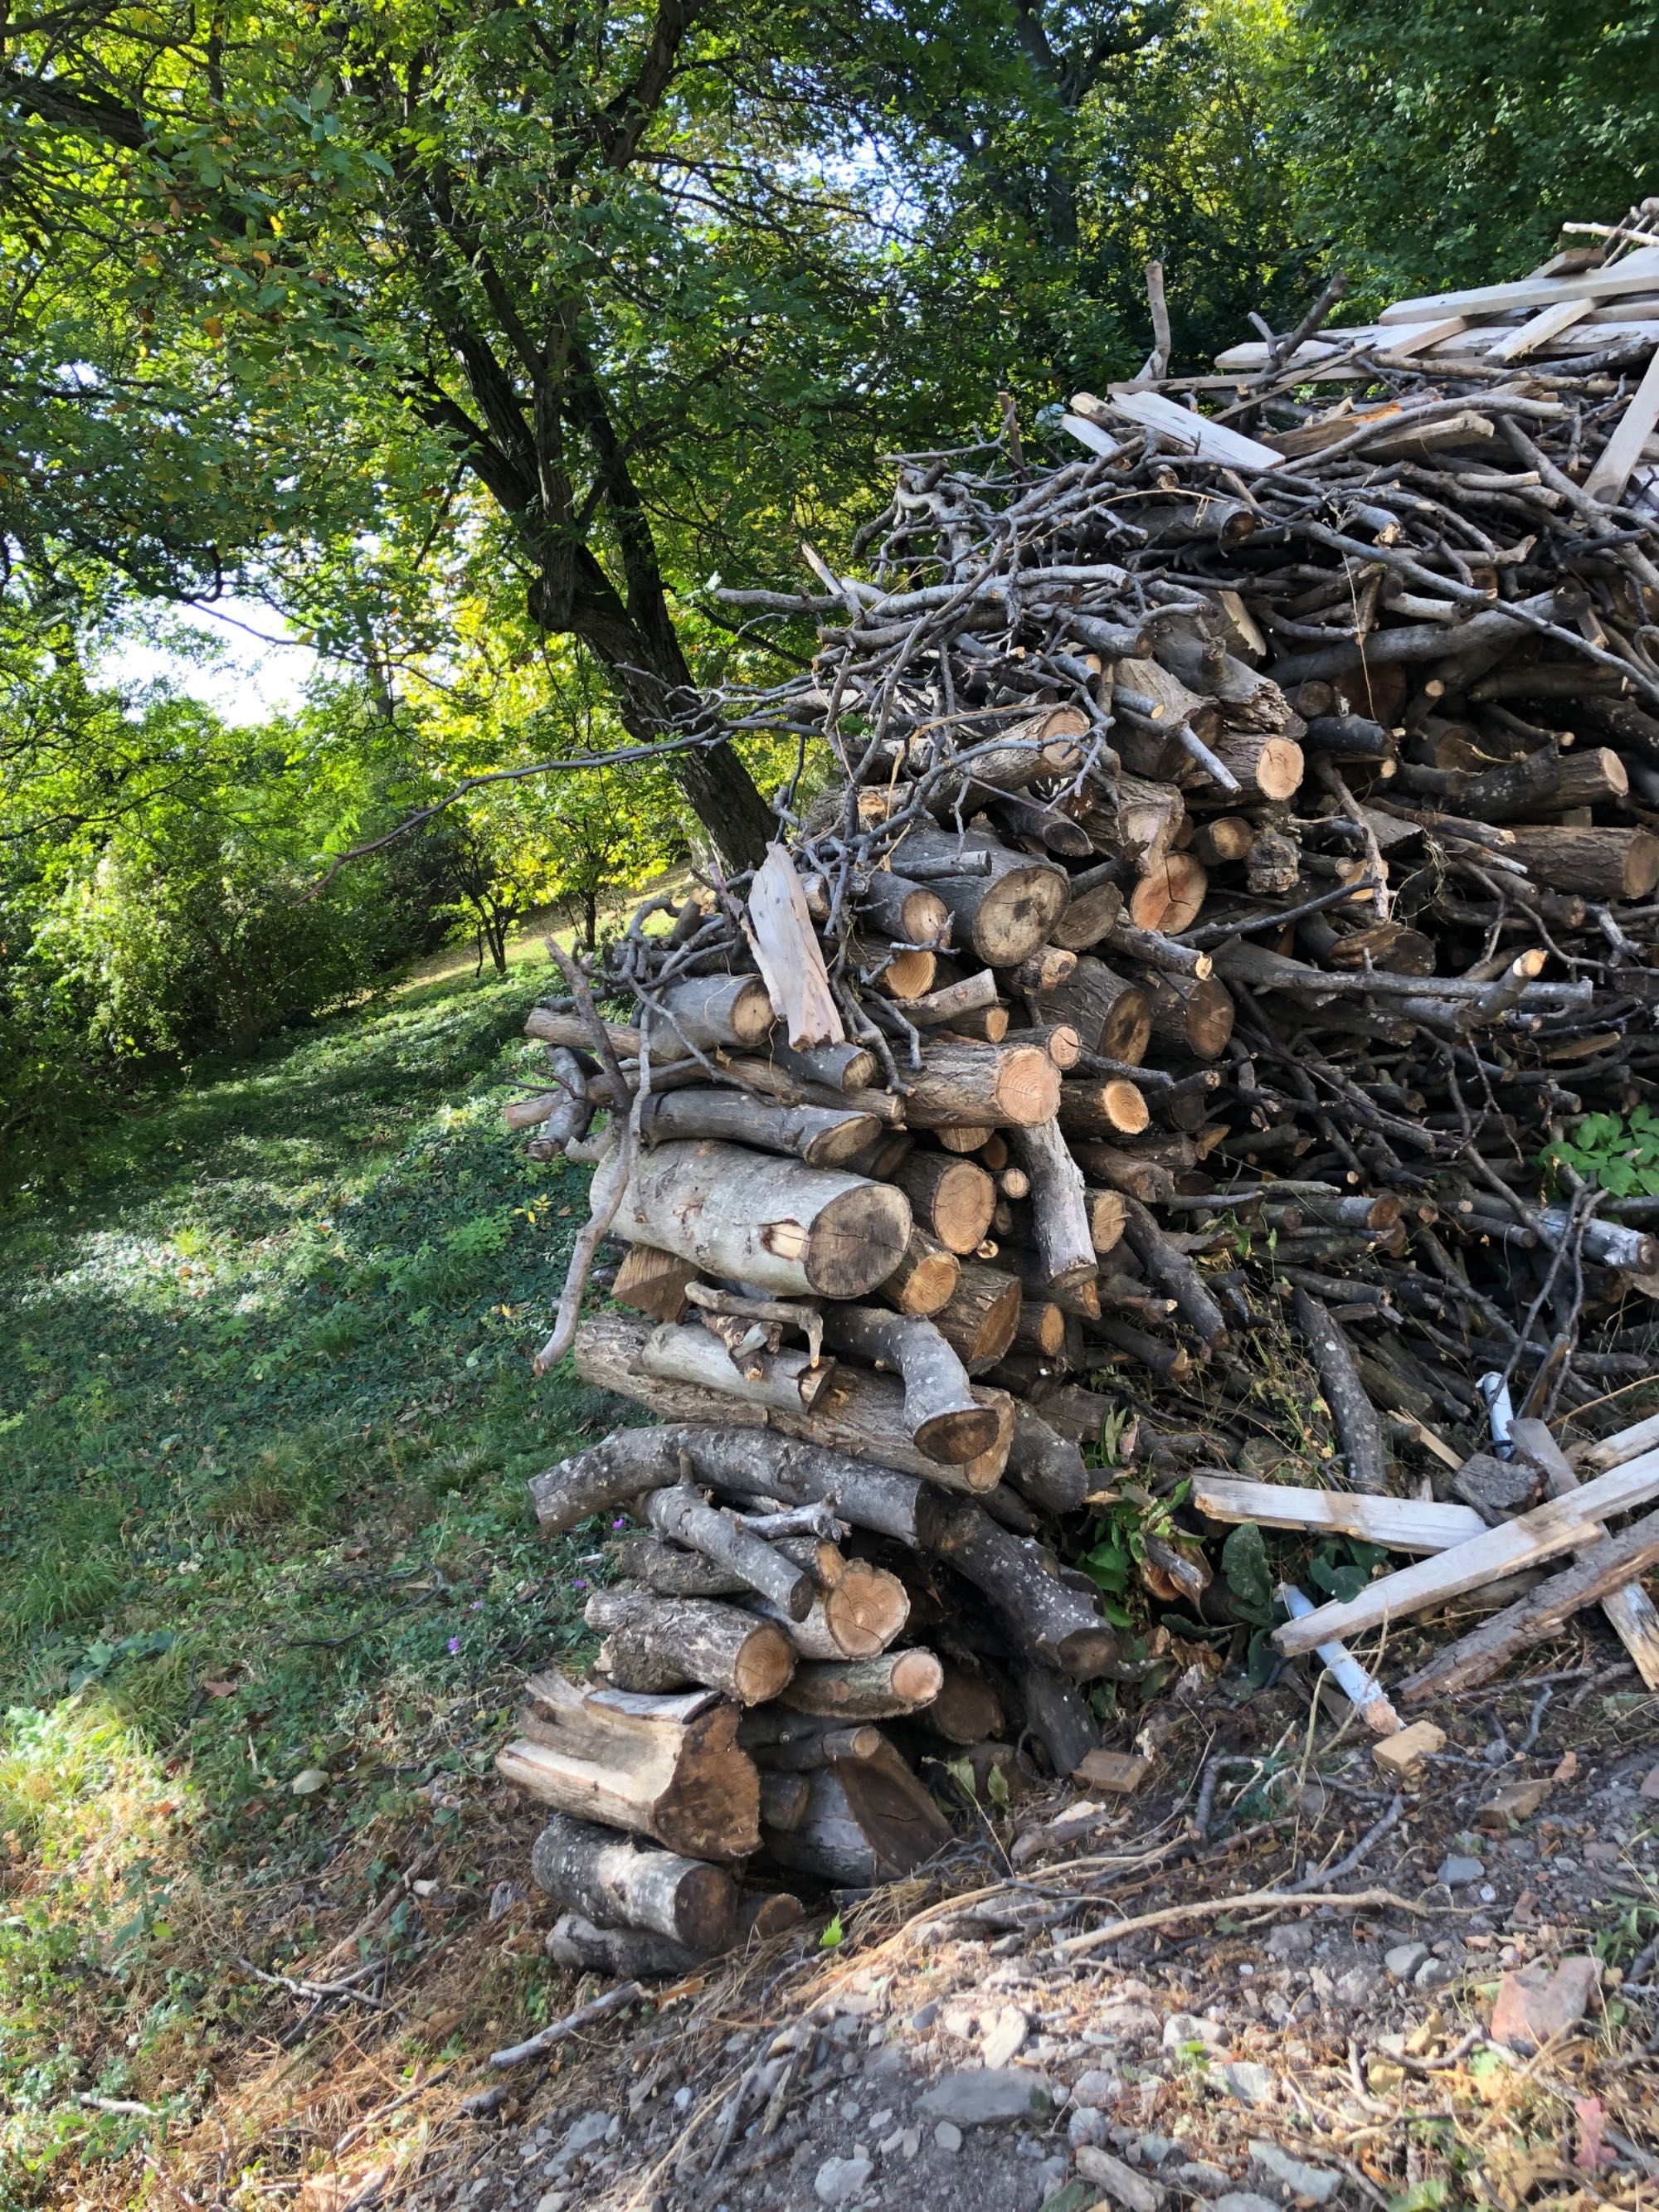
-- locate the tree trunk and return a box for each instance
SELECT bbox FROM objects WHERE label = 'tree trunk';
[528,1810,736,1951]
[760,1752,951,1885]
[778,1649,945,1719]
[640,1481,816,1620]
[941,1505,1119,1678]
[637,1090,879,1169]
[500,1677,761,1860]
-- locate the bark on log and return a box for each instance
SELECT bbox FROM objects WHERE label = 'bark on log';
[637,1090,878,1169]
[610,1532,749,1597]
[1143,970,1236,1059]
[533,1422,956,1548]
[656,973,776,1051]
[502,1680,760,1859]
[1034,955,1153,1062]
[856,871,952,947]
[1013,1115,1100,1306]
[902,1039,1062,1130]
[757,1771,812,1831]
[1071,1143,1175,1204]
[889,1151,996,1255]
[1209,731,1304,800]
[545,1912,704,1980]
[933,1262,1024,1372]
[639,1321,834,1416]
[1122,1195,1229,1348]
[529,1811,737,1951]
[778,1650,946,1719]
[640,1480,815,1620]
[766,1038,878,1093]
[941,1506,1119,1678]
[739,1717,887,1769]
[1015,1664,1100,1776]
[1057,1079,1152,1140]
[1005,1400,1092,1515]
[891,829,1069,966]
[574,1314,1010,1492]
[1501,824,1659,900]
[820,1305,1003,1465]
[621,1140,912,1298]
[584,1588,796,1704]
[877,1230,961,1317]
[748,1559,911,1660]
[1051,864,1126,953]
[1292,1288,1389,1494]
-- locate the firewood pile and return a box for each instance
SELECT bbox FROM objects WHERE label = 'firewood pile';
[494,223,1659,1981]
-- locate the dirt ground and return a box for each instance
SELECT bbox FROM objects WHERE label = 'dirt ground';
[334,1641,1659,2212]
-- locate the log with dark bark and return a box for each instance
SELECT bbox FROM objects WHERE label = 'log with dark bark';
[637,1089,879,1168]
[1292,1288,1389,1495]
[820,1305,1005,1464]
[891,828,1069,966]
[940,1506,1119,1679]
[640,1482,816,1621]
[761,1746,952,1884]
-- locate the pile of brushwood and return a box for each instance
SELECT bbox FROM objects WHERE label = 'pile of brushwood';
[489,224,1659,1990]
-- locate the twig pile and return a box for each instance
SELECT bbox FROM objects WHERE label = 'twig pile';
[494,225,1659,1973]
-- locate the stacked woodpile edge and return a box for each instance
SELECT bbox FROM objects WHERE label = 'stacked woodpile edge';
[494,226,1659,1985]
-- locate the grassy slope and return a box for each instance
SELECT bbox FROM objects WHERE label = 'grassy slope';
[0,965,620,2205]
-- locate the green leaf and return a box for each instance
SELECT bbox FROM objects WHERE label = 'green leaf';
[1246,1627,1279,1689]
[1222,1520,1273,1612]
[819,1913,844,1951]
[985,1762,1010,1808]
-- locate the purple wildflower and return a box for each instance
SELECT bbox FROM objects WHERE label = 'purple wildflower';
[572,1578,586,1589]
[446,1636,460,1654]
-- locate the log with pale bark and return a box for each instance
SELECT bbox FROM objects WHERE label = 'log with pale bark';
[528,1811,737,1952]
[584,1587,796,1704]
[499,1677,761,1860]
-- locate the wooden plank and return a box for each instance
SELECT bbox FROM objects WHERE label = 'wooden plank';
[1584,349,1659,506]
[1060,413,1121,459]
[1086,386,1283,474]
[1271,1449,1659,1656]
[1396,1508,1659,1703]
[1379,243,1659,326]
[1489,297,1593,362]
[745,843,844,1050]
[1511,1418,1659,1692]
[1579,1406,1659,1473]
[1216,316,1659,375]
[1191,1475,1486,1553]
[1377,315,1472,361]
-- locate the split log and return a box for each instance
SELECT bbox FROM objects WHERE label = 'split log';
[500,1679,761,1860]
[891,829,1069,966]
[933,1262,1024,1372]
[584,1588,797,1705]
[639,1321,834,1416]
[902,1039,1062,1129]
[1190,1476,1486,1553]
[746,842,844,1048]
[545,1912,704,1980]
[611,1242,699,1324]
[941,1506,1118,1678]
[1398,1508,1659,1702]
[1012,1115,1100,1307]
[761,1749,951,1884]
[529,1811,737,1952]
[877,1230,961,1316]
[640,1480,815,1620]
[889,1151,996,1255]
[779,1649,946,1719]
[637,1090,878,1169]
[621,1140,912,1298]
[1034,955,1152,1062]
[1273,1447,1659,1655]
[820,1305,1003,1465]
[1292,1288,1389,1494]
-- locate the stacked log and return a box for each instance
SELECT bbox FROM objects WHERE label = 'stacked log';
[499,230,1659,1966]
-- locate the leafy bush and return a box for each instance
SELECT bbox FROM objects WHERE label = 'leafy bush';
[1542,1106,1659,1198]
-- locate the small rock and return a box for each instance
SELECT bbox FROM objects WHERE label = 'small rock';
[1266,1923,1313,1959]
[1333,1964,1379,2008]
[1249,2141,1340,2205]
[1030,2159,1072,2209]
[908,2001,940,2032]
[289,1767,330,1796]
[1094,2001,1160,2043]
[1414,1957,1456,1991]
[672,2085,693,2112]
[1212,2195,1287,2212]
[1172,2164,1232,2199]
[1073,2145,1165,2212]
[1072,2068,1121,2107]
[1135,2133,1175,2166]
[1069,2106,1110,2148]
[1437,1854,1485,1888]
[1489,1955,1600,2052]
[815,2154,874,2205]
[1162,2012,1228,2054]
[1384,1942,1429,1981]
[866,2044,904,2077]
[878,2129,906,2157]
[533,2195,567,2212]
[1219,2062,1277,2108]
[941,2007,978,2039]
[1639,1763,1659,1801]
[551,2112,613,2168]
[981,2005,1030,2068]
[933,2122,963,2154]
[918,2069,1056,2126]
[1477,1780,1549,1830]
[902,2129,921,2160]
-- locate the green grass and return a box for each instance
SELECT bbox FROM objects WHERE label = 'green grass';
[0,967,625,2205]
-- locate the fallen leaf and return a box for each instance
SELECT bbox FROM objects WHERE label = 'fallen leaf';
[1574,2097,1616,2172]
[1551,1750,1579,1785]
